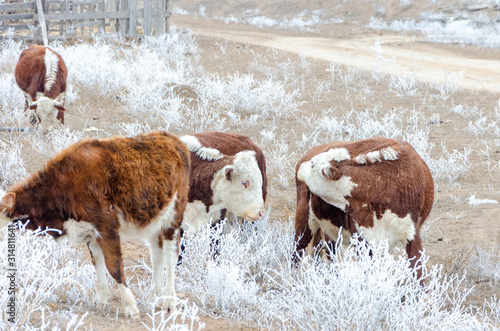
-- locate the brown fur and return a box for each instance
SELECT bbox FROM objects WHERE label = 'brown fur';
[188,131,267,210]
[294,137,434,284]
[4,131,190,288]
[15,45,68,123]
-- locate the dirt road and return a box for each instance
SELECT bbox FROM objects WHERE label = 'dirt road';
[173,16,500,93]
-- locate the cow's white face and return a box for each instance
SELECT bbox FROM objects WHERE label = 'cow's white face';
[297,148,357,211]
[29,95,65,133]
[0,190,15,229]
[212,151,264,221]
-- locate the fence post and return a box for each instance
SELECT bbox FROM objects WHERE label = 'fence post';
[165,0,170,33]
[143,0,151,35]
[129,0,137,37]
[35,0,49,45]
[154,0,163,34]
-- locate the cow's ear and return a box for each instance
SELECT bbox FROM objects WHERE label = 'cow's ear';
[1,192,16,210]
[225,167,234,181]
[322,165,340,181]
[29,103,37,110]
[56,110,65,124]
[35,92,44,100]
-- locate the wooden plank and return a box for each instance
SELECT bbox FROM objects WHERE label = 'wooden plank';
[0,13,34,20]
[0,2,36,11]
[0,24,32,30]
[35,0,48,46]
[143,0,150,35]
[73,20,101,27]
[44,11,129,20]
[129,0,136,37]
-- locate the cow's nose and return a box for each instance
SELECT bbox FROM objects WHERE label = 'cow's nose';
[258,211,264,219]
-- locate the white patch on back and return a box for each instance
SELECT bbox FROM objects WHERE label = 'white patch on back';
[60,219,100,245]
[119,192,178,241]
[355,209,416,249]
[180,135,223,161]
[381,147,398,160]
[44,49,59,93]
[354,147,399,164]
[298,159,357,211]
[322,148,351,162]
[183,200,225,233]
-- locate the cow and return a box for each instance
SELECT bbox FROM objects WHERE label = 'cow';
[15,45,68,132]
[0,131,190,318]
[294,137,434,285]
[178,132,266,261]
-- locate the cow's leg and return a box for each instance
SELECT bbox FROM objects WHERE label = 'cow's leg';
[162,228,179,311]
[293,204,315,265]
[147,234,166,298]
[97,232,139,319]
[87,241,109,308]
[177,228,185,266]
[209,214,225,261]
[406,230,425,287]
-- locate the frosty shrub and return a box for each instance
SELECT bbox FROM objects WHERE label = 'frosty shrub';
[195,73,302,120]
[0,223,94,330]
[0,138,28,189]
[176,215,498,330]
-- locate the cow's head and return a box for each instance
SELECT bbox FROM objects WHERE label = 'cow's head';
[0,190,15,229]
[29,94,65,133]
[297,148,357,211]
[213,151,265,221]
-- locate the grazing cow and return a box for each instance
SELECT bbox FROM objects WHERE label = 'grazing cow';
[0,131,190,318]
[294,137,434,284]
[15,45,68,132]
[180,132,267,233]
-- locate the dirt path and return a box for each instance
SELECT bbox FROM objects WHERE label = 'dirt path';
[173,16,500,93]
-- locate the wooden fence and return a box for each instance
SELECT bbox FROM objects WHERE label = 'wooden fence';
[0,0,170,42]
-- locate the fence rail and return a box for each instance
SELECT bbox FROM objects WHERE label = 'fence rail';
[0,0,170,41]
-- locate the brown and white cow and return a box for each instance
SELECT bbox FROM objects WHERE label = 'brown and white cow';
[15,45,68,132]
[180,132,267,233]
[0,131,190,318]
[294,137,434,284]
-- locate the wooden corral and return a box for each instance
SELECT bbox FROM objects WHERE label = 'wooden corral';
[0,0,170,42]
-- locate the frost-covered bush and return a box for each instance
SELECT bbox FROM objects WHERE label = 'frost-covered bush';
[368,17,500,48]
[195,73,302,120]
[0,223,94,330]
[176,215,498,330]
[0,138,28,189]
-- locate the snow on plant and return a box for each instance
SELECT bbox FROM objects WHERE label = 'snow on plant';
[368,17,500,48]
[141,297,205,331]
[389,73,419,98]
[175,215,498,330]
[119,121,153,137]
[28,127,89,161]
[0,223,94,330]
[467,246,500,285]
[195,73,302,120]
[0,37,23,73]
[0,72,26,129]
[265,137,296,190]
[0,137,28,189]
[427,143,472,185]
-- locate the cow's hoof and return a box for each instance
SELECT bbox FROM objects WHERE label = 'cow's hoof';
[124,305,140,319]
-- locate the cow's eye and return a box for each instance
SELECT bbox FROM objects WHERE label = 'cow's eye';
[242,180,249,188]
